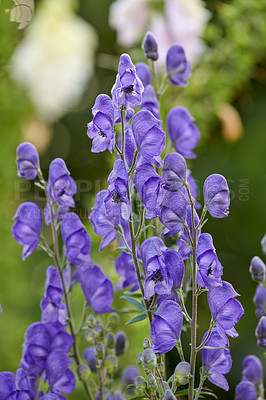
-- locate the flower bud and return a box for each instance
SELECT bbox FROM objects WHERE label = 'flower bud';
[77,364,91,382]
[107,313,119,330]
[83,347,97,373]
[235,381,257,400]
[106,355,118,373]
[203,174,230,218]
[115,331,128,356]
[105,332,115,349]
[143,348,157,370]
[85,328,94,346]
[143,337,151,349]
[134,376,146,389]
[142,32,158,61]
[87,314,96,329]
[136,352,144,365]
[256,316,266,348]
[163,389,176,400]
[158,361,164,373]
[95,324,105,341]
[16,142,39,180]
[174,361,190,385]
[147,373,157,389]
[249,256,265,282]
[261,234,266,256]
[95,342,105,360]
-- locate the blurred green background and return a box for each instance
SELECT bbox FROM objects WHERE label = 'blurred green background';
[0,0,266,398]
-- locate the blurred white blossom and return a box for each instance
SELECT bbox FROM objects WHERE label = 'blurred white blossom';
[109,0,210,67]
[10,0,98,122]
[9,0,34,29]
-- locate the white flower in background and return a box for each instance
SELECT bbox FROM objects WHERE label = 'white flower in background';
[9,0,34,30]
[10,0,98,122]
[109,0,210,67]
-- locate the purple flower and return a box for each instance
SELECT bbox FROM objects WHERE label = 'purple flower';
[256,316,266,348]
[140,85,159,118]
[79,264,114,314]
[159,191,187,237]
[131,110,165,165]
[87,94,115,153]
[203,174,230,218]
[249,256,265,282]
[177,207,200,260]
[253,284,266,317]
[235,381,257,400]
[166,107,200,159]
[162,152,187,191]
[115,252,139,292]
[61,212,92,266]
[115,331,128,356]
[83,347,97,373]
[150,300,183,354]
[135,62,151,88]
[201,328,232,391]
[261,233,266,256]
[122,365,139,392]
[46,350,75,395]
[142,32,158,61]
[196,233,223,288]
[166,45,191,86]
[41,395,61,400]
[242,355,263,386]
[0,368,31,400]
[40,266,66,325]
[111,54,144,108]
[12,202,42,260]
[104,160,130,221]
[16,142,39,180]
[208,281,244,339]
[89,190,121,251]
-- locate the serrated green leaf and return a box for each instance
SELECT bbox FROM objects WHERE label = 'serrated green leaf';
[116,246,132,254]
[126,312,148,325]
[121,296,146,312]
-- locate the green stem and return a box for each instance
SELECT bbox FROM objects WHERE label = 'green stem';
[194,374,206,400]
[196,320,215,352]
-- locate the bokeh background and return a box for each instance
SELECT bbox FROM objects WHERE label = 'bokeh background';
[0,0,266,398]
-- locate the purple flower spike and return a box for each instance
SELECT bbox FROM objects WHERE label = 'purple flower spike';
[150,300,183,354]
[208,281,244,339]
[256,316,266,348]
[196,233,223,288]
[79,264,114,314]
[140,85,159,118]
[112,54,144,108]
[87,94,115,153]
[166,45,191,87]
[235,381,257,400]
[253,284,266,317]
[166,107,200,159]
[201,328,232,391]
[203,174,230,218]
[132,110,165,165]
[162,152,187,191]
[136,62,151,88]
[142,32,158,61]
[242,355,263,386]
[61,212,92,266]
[12,202,42,260]
[16,142,39,180]
[159,191,187,237]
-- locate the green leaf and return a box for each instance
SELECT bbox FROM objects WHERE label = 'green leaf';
[34,182,45,190]
[116,246,132,254]
[123,291,142,298]
[201,345,228,350]
[121,296,146,312]
[126,312,148,325]
[196,288,208,296]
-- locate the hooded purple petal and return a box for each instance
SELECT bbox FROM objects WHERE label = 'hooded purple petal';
[159,191,187,237]
[166,45,191,87]
[162,152,187,191]
[135,62,151,88]
[235,381,257,400]
[142,32,158,61]
[253,284,266,317]
[140,85,159,118]
[16,142,39,180]
[203,174,230,218]
[242,355,263,386]
[256,316,266,348]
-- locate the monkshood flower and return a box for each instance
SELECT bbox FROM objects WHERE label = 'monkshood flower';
[196,233,223,288]
[16,142,39,180]
[241,355,263,387]
[208,281,244,339]
[40,266,66,325]
[111,54,144,108]
[162,152,187,191]
[115,331,128,356]
[253,284,266,317]
[177,207,200,260]
[140,85,159,118]
[87,94,115,153]
[203,174,230,218]
[150,300,183,354]
[166,106,200,158]
[131,110,165,165]
[61,212,92,266]
[115,252,139,292]
[45,350,75,395]
[0,368,31,399]
[104,160,130,221]
[256,316,266,348]
[201,328,232,391]
[12,202,42,260]
[135,62,151,88]
[159,190,187,237]
[142,31,158,61]
[79,264,114,314]
[235,381,257,400]
[249,256,266,282]
[166,45,191,86]
[261,233,266,256]
[89,190,120,251]
[84,347,97,373]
